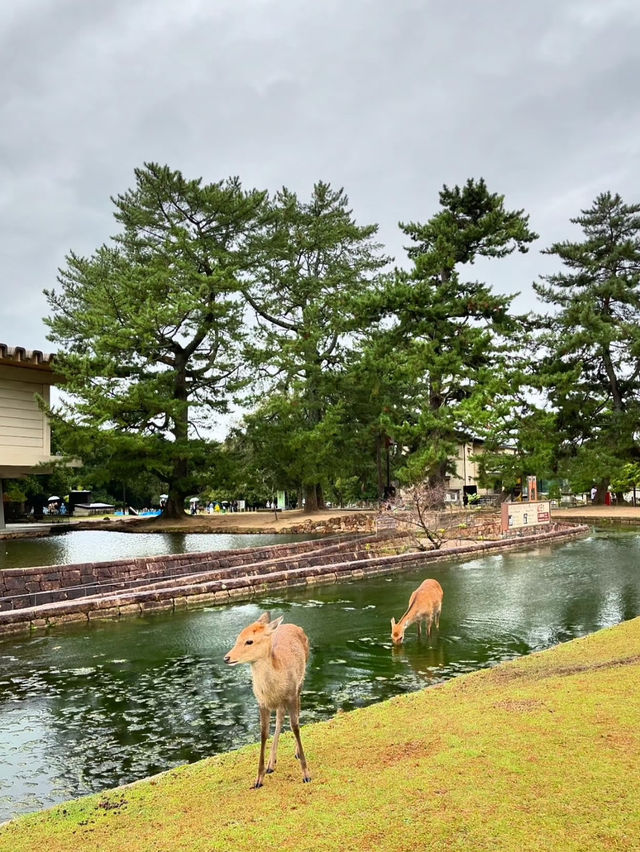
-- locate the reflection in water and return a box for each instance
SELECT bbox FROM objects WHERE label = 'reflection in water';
[391,641,446,684]
[0,531,316,571]
[1,531,640,820]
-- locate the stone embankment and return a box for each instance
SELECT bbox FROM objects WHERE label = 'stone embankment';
[552,506,640,527]
[0,521,588,636]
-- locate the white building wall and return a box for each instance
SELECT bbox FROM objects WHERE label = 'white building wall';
[0,364,53,474]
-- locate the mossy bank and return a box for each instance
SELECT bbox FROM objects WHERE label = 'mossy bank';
[1,616,638,851]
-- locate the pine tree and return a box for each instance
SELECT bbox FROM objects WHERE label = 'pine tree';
[363,178,537,487]
[534,192,640,500]
[44,164,266,517]
[242,182,389,512]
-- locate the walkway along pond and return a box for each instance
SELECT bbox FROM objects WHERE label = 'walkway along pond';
[0,529,639,821]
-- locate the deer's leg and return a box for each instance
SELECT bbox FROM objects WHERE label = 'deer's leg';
[294,690,302,759]
[267,707,285,774]
[289,700,311,783]
[417,620,422,638]
[435,605,441,630]
[254,705,271,789]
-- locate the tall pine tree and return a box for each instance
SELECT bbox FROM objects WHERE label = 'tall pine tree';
[242,182,389,511]
[45,164,266,517]
[362,178,537,487]
[534,192,640,499]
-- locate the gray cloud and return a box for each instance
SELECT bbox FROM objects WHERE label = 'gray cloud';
[2,0,640,350]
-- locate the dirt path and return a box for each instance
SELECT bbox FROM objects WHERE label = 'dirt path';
[122,508,374,533]
[552,505,640,522]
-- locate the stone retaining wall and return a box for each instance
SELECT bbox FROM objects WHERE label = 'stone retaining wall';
[0,523,589,636]
[555,515,640,528]
[0,534,372,610]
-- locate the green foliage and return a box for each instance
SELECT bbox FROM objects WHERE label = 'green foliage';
[44,164,266,516]
[240,181,389,509]
[43,166,640,510]
[609,462,640,494]
[357,178,538,486]
[533,192,640,485]
[3,482,28,503]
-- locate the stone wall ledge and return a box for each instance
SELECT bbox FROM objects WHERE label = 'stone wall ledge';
[0,533,380,599]
[0,531,373,578]
[0,539,390,609]
[0,534,380,597]
[0,524,588,634]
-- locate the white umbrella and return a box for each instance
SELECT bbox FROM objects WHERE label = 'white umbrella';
[160,494,169,500]
[47,496,61,502]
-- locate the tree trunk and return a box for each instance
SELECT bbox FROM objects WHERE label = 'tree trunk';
[304,484,319,513]
[163,357,190,520]
[601,338,624,413]
[376,433,384,499]
[163,493,186,519]
[316,483,326,510]
[428,462,448,490]
[595,479,608,505]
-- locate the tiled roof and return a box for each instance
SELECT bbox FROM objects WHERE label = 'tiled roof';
[0,344,55,369]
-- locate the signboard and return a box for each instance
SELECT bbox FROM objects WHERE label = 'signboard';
[376,512,398,532]
[501,500,551,533]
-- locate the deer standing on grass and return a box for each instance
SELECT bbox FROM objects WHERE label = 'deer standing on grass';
[224,612,311,788]
[391,579,443,645]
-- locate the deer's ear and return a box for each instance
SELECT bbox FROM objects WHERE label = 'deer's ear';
[267,615,284,634]
[390,617,396,627]
[257,612,271,624]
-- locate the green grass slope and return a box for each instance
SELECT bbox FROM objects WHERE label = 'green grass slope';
[2,618,639,852]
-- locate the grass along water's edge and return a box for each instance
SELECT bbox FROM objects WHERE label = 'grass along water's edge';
[1,617,639,851]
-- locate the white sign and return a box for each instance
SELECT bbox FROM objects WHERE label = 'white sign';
[501,500,551,532]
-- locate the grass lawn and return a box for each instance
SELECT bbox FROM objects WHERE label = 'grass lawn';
[1,617,638,851]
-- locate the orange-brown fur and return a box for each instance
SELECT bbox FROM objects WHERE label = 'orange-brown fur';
[224,612,311,787]
[391,579,443,644]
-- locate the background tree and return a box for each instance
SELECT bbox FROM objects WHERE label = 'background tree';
[611,461,640,506]
[242,182,389,512]
[533,192,640,503]
[357,178,538,489]
[45,164,266,518]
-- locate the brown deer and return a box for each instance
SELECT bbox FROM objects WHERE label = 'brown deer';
[224,612,311,788]
[391,578,443,645]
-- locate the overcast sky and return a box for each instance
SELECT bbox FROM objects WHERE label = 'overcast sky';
[2,0,640,354]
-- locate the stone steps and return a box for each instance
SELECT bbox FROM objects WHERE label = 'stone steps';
[0,524,590,635]
[0,533,387,610]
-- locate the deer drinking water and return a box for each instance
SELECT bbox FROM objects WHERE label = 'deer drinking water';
[224,612,311,788]
[391,579,443,645]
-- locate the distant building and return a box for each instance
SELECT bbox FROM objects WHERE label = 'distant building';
[0,344,59,528]
[444,438,504,505]
[73,502,116,517]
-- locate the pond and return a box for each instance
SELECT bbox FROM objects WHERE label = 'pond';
[0,530,639,821]
[0,530,316,571]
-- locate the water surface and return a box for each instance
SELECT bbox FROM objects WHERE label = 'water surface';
[0,531,639,820]
[0,530,314,571]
